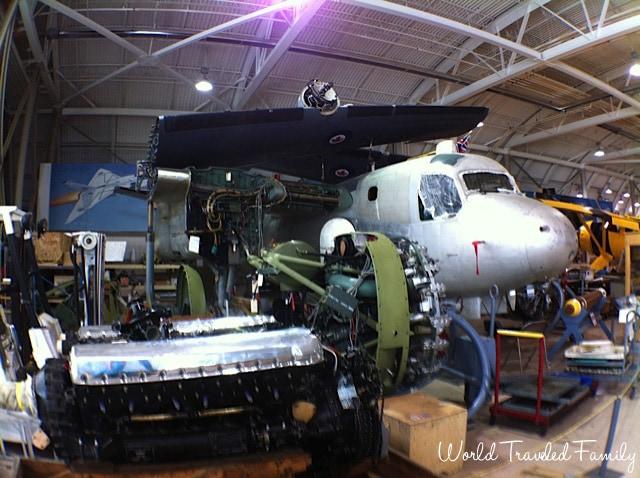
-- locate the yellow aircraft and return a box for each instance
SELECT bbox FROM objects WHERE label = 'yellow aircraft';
[540,198,640,271]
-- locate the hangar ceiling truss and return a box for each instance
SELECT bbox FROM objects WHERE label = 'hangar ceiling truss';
[2,0,640,207]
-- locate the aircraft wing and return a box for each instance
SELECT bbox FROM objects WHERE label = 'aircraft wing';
[150,105,489,181]
[540,198,640,231]
[539,198,593,215]
[608,212,640,231]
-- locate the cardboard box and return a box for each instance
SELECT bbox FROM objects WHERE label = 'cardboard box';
[34,233,71,264]
[383,392,467,475]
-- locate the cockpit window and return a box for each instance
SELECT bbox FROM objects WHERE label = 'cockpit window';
[463,172,514,193]
[418,174,462,221]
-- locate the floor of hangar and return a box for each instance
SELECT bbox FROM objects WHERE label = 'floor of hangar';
[421,317,639,478]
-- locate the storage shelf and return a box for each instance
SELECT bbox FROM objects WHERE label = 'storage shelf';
[38,263,181,271]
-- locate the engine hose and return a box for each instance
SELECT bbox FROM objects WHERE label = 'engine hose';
[545,280,565,331]
[445,304,491,419]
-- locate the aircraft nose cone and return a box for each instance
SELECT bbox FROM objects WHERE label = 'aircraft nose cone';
[525,203,577,280]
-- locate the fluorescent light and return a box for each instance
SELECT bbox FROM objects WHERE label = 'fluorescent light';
[195,79,213,92]
[605,188,613,194]
[576,193,583,198]
[594,149,605,157]
[623,192,631,198]
[476,121,484,128]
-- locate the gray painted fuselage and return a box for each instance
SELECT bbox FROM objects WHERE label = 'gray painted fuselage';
[337,152,577,299]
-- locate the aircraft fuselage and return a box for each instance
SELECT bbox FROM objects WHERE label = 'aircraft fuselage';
[338,152,578,298]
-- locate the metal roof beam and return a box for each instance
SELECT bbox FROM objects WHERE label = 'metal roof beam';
[56,107,195,117]
[344,0,543,60]
[507,107,639,147]
[231,13,276,109]
[18,0,58,101]
[550,61,640,110]
[406,0,549,104]
[433,14,640,105]
[587,146,640,162]
[0,0,18,52]
[346,1,640,114]
[41,0,305,105]
[584,159,640,166]
[233,0,325,110]
[470,143,633,182]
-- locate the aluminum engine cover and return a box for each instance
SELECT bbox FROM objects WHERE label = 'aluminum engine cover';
[70,327,323,386]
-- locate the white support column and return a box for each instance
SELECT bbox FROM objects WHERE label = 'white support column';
[233,0,325,110]
[580,171,588,197]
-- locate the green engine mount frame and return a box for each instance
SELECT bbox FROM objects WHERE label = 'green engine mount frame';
[248,232,411,390]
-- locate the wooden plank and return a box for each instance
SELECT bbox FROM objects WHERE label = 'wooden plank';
[17,450,311,478]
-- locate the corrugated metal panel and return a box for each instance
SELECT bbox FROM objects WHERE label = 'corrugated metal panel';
[116,117,155,144]
[8,0,638,191]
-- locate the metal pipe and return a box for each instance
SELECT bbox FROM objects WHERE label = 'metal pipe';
[545,280,565,331]
[488,284,499,337]
[13,81,36,207]
[0,0,18,52]
[145,200,154,306]
[445,305,492,419]
[265,256,326,296]
[598,397,622,477]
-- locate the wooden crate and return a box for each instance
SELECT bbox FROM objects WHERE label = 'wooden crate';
[383,392,467,476]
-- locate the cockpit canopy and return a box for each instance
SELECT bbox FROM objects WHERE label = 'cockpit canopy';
[462,172,516,194]
[419,174,461,221]
[418,168,518,221]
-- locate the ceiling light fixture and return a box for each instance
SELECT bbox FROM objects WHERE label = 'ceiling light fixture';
[476,121,484,128]
[594,145,605,157]
[635,202,640,208]
[623,192,631,198]
[576,193,583,198]
[618,199,625,204]
[605,188,613,194]
[630,51,640,77]
[195,66,213,92]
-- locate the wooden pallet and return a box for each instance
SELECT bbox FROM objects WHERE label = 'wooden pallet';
[8,450,311,478]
